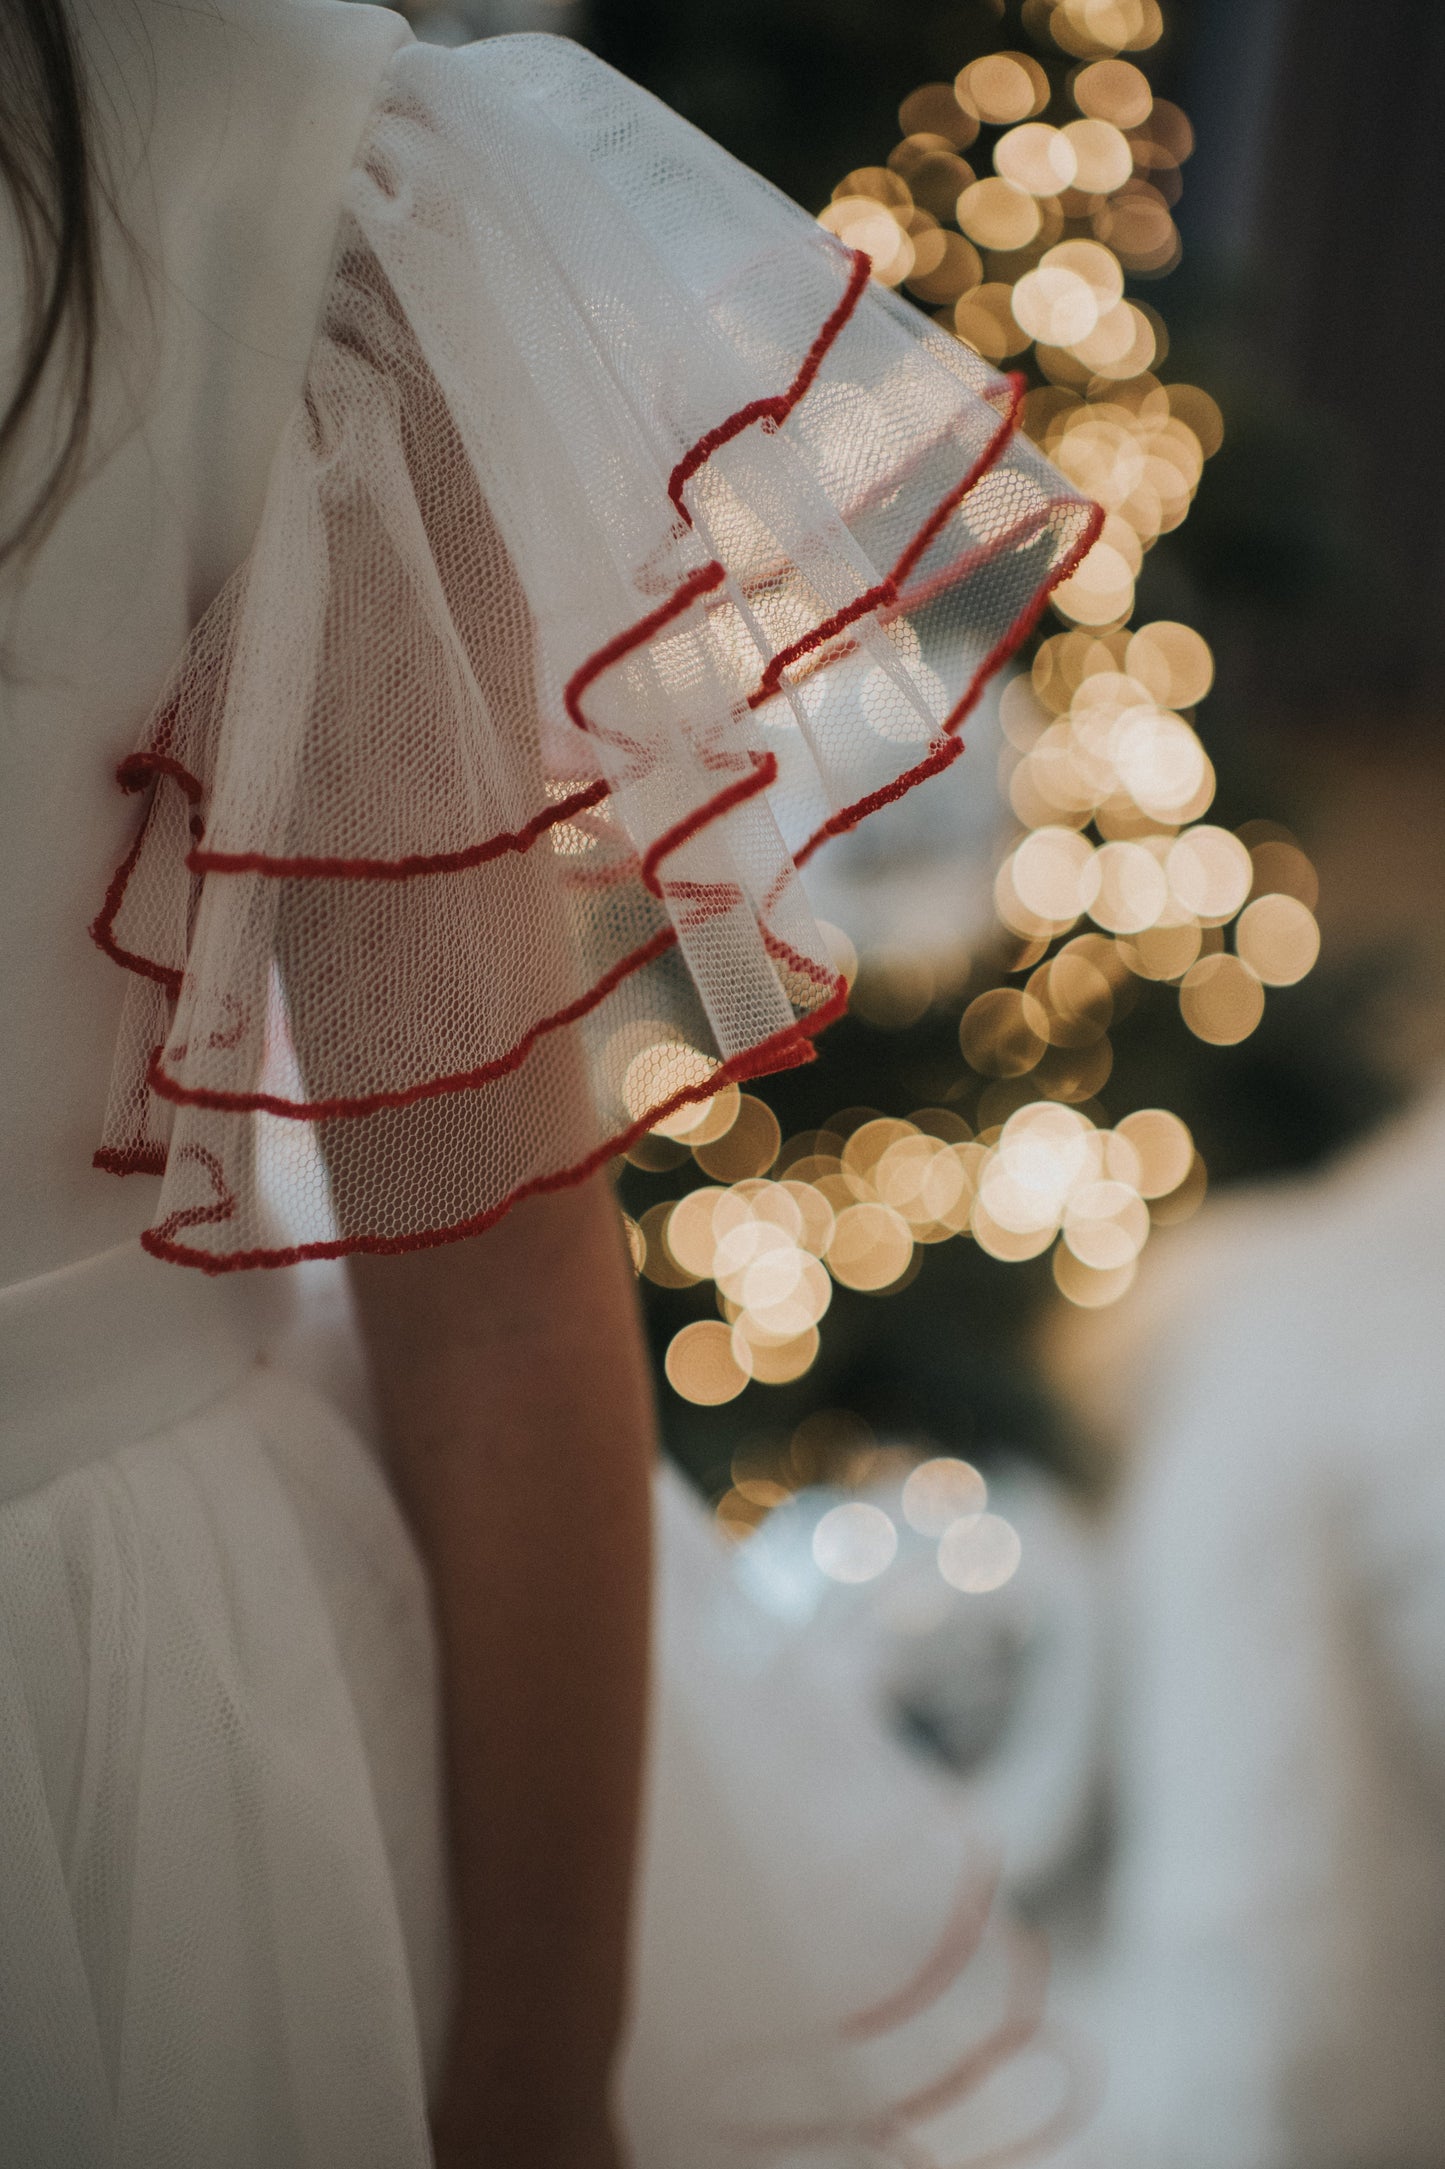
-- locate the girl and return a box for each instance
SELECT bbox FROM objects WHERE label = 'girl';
[0,4,1095,2162]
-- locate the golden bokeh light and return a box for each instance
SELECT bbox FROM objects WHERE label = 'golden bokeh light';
[693,1094,781,1181]
[1114,1106,1194,1196]
[952,282,1031,361]
[956,175,1043,252]
[902,1456,988,1536]
[1112,707,1209,820]
[900,148,977,222]
[1011,825,1096,922]
[1011,261,1100,344]
[632,0,1319,1413]
[623,1041,717,1126]
[639,1199,701,1289]
[1125,620,1214,707]
[817,196,915,285]
[898,81,980,149]
[907,230,984,304]
[1247,838,1319,911]
[1166,383,1224,458]
[734,1323,820,1386]
[841,1116,916,1185]
[1053,1242,1138,1307]
[1061,116,1134,193]
[960,986,1052,1075]
[1166,825,1253,922]
[1062,1176,1151,1269]
[832,165,912,209]
[1073,56,1153,127]
[956,51,1049,126]
[663,1186,727,1280]
[1044,237,1125,309]
[1235,894,1321,986]
[1082,838,1168,932]
[826,1201,915,1291]
[995,121,1079,197]
[665,1320,750,1406]
[653,1079,741,1144]
[1120,918,1203,979]
[1149,1149,1208,1223]
[971,1199,1056,1261]
[1077,301,1158,379]
[1049,536,1137,624]
[1179,953,1266,1044]
[778,1177,836,1257]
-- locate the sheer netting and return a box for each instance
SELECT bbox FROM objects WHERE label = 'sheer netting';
[91,34,1099,1271]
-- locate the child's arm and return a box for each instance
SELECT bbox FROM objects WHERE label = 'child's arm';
[348,1171,654,2169]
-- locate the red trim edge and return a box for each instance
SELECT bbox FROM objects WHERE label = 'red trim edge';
[138,980,848,1271]
[190,777,611,881]
[93,230,1105,1268]
[93,1143,168,1178]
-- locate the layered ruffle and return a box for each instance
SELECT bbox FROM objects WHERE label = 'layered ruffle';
[91,33,1099,1270]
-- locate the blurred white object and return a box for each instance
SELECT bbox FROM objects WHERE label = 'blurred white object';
[1052,1082,1445,2168]
[733,1461,1106,1902]
[390,0,587,50]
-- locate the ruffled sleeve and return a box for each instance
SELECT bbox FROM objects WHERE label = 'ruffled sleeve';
[90,33,1099,1271]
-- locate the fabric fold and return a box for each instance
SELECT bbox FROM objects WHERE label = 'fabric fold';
[91,33,1099,1270]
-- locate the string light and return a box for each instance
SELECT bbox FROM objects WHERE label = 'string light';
[626,0,1322,1545]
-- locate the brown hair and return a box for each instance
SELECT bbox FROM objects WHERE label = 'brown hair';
[0,0,99,572]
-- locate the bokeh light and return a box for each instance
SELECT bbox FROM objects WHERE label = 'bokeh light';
[633,0,1324,1430]
[902,1456,989,1535]
[937,1511,1024,1593]
[813,1501,900,1583]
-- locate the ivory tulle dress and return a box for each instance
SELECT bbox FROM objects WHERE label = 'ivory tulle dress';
[0,5,1095,2161]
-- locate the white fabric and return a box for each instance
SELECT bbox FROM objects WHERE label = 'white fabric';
[0,1238,1072,2167]
[0,6,1085,2161]
[1051,1089,1445,2168]
[86,33,1093,1268]
[0,0,410,1288]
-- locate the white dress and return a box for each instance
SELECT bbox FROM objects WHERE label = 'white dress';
[0,7,1093,2161]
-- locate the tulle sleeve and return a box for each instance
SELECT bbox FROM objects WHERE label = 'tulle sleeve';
[90,33,1099,1271]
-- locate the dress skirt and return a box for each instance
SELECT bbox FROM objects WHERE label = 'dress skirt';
[0,1241,1045,2169]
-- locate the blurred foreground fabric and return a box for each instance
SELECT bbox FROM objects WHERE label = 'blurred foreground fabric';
[1044,1081,1445,2167]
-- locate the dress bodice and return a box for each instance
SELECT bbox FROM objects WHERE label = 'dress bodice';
[0,0,406,1287]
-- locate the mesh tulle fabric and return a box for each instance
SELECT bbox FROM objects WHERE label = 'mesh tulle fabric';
[0,1367,449,2169]
[91,34,1099,1269]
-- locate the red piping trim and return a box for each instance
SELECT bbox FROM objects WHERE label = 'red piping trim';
[189,777,610,881]
[148,1144,237,1249]
[743,371,1025,714]
[795,733,965,869]
[666,248,872,526]
[137,980,847,1271]
[793,493,1105,870]
[88,819,184,996]
[92,1142,168,1178]
[146,924,680,1121]
[92,228,1104,1262]
[118,750,203,803]
[638,750,776,898]
[125,248,870,902]
[117,323,1025,903]
[563,558,729,733]
[105,491,1100,1143]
